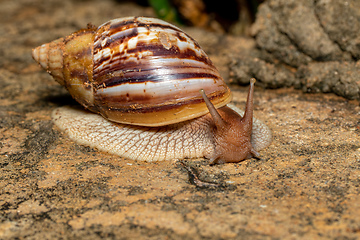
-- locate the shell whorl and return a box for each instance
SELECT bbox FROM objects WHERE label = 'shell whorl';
[32,38,65,85]
[91,17,231,126]
[32,29,97,111]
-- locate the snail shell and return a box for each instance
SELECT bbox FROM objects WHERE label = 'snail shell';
[32,16,231,127]
[32,17,271,164]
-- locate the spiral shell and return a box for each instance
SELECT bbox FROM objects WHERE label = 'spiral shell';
[32,17,232,126]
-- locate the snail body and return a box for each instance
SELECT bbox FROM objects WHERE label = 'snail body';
[32,17,271,164]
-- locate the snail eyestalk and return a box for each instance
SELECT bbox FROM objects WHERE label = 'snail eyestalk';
[241,78,256,134]
[199,89,226,128]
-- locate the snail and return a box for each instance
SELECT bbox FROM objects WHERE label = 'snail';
[32,16,271,164]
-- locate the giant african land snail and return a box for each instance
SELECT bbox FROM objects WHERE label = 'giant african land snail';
[32,16,271,164]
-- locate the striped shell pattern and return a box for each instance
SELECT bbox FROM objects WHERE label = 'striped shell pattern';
[32,17,232,126]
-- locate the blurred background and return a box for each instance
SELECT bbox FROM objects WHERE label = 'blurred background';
[131,0,264,35]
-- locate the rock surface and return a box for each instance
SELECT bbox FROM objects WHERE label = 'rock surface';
[241,0,360,100]
[0,0,359,239]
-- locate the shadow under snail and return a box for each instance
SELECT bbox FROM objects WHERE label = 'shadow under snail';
[32,16,272,164]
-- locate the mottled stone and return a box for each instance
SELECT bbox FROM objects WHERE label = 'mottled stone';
[248,0,360,100]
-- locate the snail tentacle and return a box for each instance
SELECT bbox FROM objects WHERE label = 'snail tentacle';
[199,89,226,128]
[241,78,256,134]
